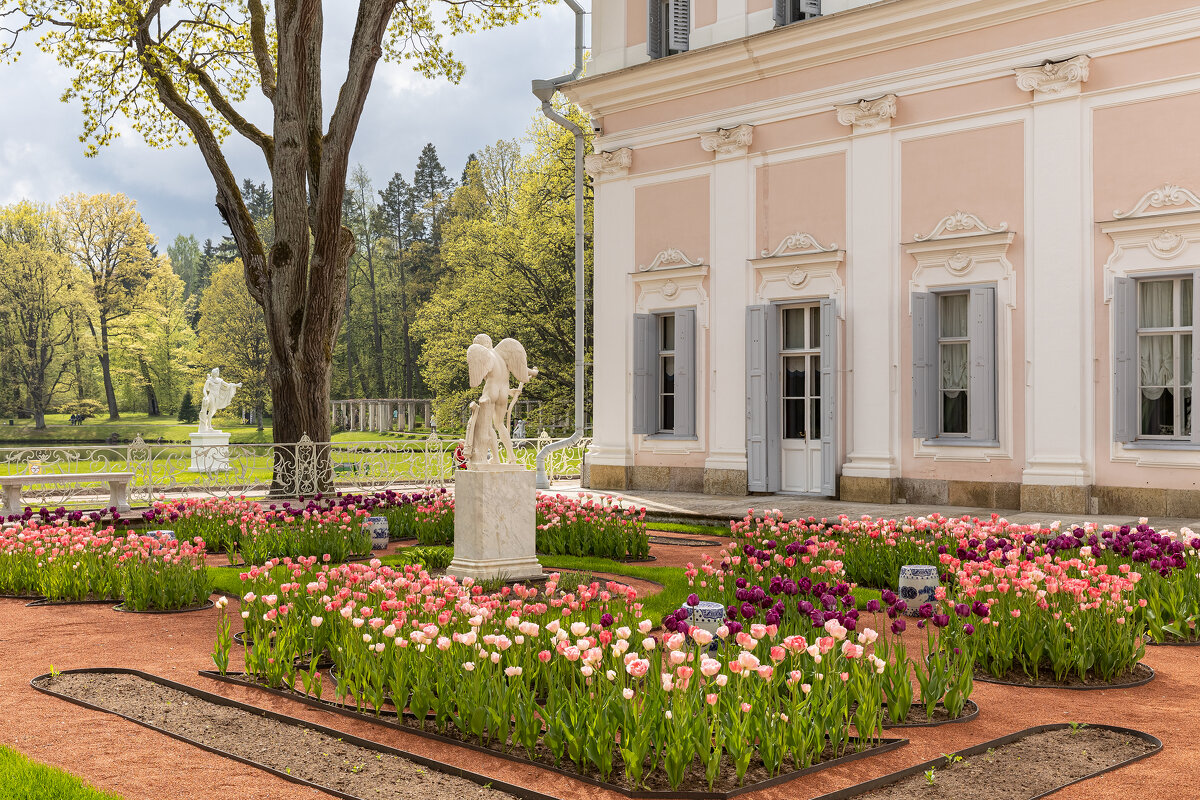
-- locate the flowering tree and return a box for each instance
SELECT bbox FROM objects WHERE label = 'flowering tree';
[0,0,552,486]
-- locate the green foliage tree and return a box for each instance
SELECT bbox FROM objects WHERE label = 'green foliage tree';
[2,0,554,471]
[56,193,159,420]
[197,261,270,431]
[112,261,197,416]
[0,202,88,429]
[413,108,593,432]
[168,234,203,300]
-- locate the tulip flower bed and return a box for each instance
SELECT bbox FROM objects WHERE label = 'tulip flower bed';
[212,557,898,792]
[0,523,211,609]
[687,511,983,725]
[409,492,651,561]
[690,510,1200,699]
[141,497,372,566]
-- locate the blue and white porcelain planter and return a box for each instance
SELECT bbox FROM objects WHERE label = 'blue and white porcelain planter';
[365,516,390,550]
[898,564,940,616]
[682,601,726,651]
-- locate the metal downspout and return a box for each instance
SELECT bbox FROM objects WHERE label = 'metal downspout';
[532,0,586,489]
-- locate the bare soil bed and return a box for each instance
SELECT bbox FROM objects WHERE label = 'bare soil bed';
[974,662,1154,689]
[34,671,519,800]
[853,727,1157,800]
[881,701,978,728]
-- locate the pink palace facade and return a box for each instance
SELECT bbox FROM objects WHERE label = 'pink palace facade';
[565,0,1200,515]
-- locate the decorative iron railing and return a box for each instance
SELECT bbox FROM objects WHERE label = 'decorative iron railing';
[0,433,591,510]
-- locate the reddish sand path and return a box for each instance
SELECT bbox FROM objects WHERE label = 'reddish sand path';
[1,535,1197,800]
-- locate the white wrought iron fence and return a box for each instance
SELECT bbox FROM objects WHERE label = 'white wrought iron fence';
[0,433,591,510]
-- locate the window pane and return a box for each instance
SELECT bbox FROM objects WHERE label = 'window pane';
[1139,335,1173,388]
[1141,388,1175,437]
[942,391,968,434]
[810,398,821,441]
[784,356,806,398]
[1139,281,1174,328]
[939,293,969,338]
[1185,334,1193,388]
[809,305,821,349]
[783,308,805,350]
[1186,388,1193,437]
[660,315,675,352]
[940,342,969,391]
[811,355,821,396]
[661,395,675,432]
[784,398,806,439]
[1184,279,1194,327]
[661,356,675,394]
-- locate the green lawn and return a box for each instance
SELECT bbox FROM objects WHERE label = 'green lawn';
[0,413,271,444]
[0,746,123,800]
[648,521,733,537]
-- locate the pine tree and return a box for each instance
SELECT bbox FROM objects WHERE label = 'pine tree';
[412,143,452,246]
[178,389,198,423]
[461,153,478,185]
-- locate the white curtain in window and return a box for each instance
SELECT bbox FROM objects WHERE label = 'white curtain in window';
[1139,281,1173,328]
[1139,335,1173,400]
[941,343,969,397]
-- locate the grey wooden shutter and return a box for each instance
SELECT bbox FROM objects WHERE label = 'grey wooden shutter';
[668,0,690,52]
[765,304,782,492]
[1112,277,1137,443]
[968,286,997,443]
[647,0,664,59]
[674,308,696,437]
[632,314,654,434]
[746,306,769,491]
[912,292,937,439]
[800,0,822,17]
[819,297,837,496]
[773,0,787,26]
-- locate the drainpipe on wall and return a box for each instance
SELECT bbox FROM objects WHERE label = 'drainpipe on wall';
[532,0,587,490]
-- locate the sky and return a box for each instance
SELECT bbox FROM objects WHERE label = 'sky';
[0,3,585,249]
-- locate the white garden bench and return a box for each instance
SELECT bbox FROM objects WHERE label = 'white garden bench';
[0,472,134,514]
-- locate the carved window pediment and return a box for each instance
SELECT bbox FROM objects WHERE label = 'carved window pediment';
[1102,185,1200,301]
[904,212,1016,304]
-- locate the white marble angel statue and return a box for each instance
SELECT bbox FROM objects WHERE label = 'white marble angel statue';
[463,335,538,467]
[198,368,242,433]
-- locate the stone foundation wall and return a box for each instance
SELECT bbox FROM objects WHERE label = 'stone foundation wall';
[585,464,748,496]
[841,476,1200,517]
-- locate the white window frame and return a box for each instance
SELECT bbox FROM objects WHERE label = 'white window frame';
[657,313,677,435]
[936,291,971,438]
[1135,275,1193,441]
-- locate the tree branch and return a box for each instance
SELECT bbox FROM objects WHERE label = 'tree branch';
[247,0,277,99]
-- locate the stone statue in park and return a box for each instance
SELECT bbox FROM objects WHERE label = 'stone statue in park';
[198,368,242,434]
[463,335,538,468]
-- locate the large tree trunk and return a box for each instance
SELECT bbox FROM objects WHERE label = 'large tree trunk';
[33,408,45,430]
[98,315,120,420]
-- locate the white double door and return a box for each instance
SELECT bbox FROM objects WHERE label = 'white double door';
[780,305,824,494]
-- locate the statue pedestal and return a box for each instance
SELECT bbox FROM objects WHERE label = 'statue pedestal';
[446,465,543,583]
[190,430,232,472]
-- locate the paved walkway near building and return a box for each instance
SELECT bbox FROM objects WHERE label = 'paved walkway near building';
[552,485,1200,532]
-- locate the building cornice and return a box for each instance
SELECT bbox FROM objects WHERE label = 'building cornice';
[564,0,1098,118]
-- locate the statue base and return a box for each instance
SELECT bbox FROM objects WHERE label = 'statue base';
[446,464,543,583]
[189,430,232,472]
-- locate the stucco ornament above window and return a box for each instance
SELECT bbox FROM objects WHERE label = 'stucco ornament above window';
[760,232,838,259]
[914,211,1009,242]
[1113,183,1200,219]
[583,148,633,179]
[698,124,754,156]
[1014,55,1091,99]
[639,248,705,272]
[835,94,897,132]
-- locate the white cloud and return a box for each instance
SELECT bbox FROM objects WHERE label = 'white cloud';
[0,2,585,247]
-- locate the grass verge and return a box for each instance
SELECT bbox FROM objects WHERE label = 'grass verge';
[0,746,123,800]
[647,521,732,537]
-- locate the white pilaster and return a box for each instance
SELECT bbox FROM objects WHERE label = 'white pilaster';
[712,0,750,45]
[841,109,900,480]
[1021,61,1091,486]
[705,133,753,476]
[591,0,628,75]
[588,173,636,469]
